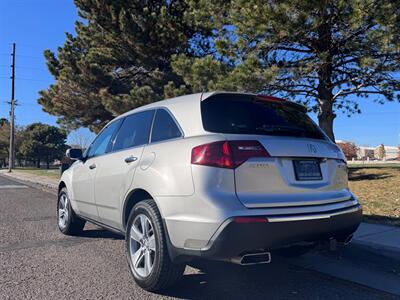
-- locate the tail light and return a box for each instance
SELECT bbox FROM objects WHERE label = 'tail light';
[191,140,270,169]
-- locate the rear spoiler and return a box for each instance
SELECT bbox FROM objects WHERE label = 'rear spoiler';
[202,92,308,113]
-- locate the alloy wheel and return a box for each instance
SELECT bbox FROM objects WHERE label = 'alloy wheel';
[58,194,69,229]
[129,214,156,278]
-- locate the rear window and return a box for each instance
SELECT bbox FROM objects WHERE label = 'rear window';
[201,94,326,140]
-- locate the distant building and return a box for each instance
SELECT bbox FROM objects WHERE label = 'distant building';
[381,146,399,160]
[357,146,375,160]
[336,140,399,161]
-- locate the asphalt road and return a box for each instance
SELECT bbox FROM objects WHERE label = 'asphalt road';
[0,174,398,300]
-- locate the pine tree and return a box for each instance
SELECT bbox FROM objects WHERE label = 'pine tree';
[39,0,210,132]
[171,0,400,141]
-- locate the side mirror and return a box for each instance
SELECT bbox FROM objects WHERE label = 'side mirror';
[66,148,83,160]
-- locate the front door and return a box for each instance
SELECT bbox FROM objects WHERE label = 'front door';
[94,110,155,230]
[71,119,122,220]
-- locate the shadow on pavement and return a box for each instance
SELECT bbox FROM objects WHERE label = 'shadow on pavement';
[159,258,375,300]
[80,228,124,240]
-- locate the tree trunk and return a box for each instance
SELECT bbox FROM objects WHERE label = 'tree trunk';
[46,156,50,169]
[315,7,336,142]
[317,86,336,141]
[318,105,335,142]
[36,159,40,168]
[317,66,336,141]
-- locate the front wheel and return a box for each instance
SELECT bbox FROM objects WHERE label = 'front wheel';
[126,199,185,291]
[57,187,85,235]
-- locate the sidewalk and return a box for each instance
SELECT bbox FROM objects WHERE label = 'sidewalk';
[352,222,400,260]
[1,169,399,260]
[0,169,58,194]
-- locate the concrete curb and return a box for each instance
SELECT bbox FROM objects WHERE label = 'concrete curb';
[0,171,58,195]
[352,239,400,262]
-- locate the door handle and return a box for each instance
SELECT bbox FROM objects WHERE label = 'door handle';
[124,156,138,163]
[89,163,96,170]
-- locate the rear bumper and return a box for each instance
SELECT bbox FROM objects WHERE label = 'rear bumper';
[202,204,362,259]
[169,204,362,261]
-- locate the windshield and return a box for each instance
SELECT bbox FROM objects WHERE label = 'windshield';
[201,94,326,140]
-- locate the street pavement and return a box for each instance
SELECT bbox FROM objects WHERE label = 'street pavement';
[0,174,399,300]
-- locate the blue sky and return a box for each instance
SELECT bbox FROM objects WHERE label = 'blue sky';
[0,0,399,147]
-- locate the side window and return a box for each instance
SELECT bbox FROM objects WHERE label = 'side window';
[151,109,182,143]
[113,110,155,151]
[87,119,122,158]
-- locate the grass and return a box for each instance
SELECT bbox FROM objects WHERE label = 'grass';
[349,165,400,226]
[13,167,60,180]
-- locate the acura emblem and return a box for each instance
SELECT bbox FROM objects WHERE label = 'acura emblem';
[307,143,317,154]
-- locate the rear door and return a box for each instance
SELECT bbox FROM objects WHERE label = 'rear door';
[201,94,350,208]
[93,110,155,229]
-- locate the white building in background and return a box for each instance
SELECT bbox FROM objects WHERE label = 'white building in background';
[357,146,375,160]
[381,146,399,160]
[336,139,399,161]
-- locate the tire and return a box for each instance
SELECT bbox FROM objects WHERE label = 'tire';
[57,187,86,235]
[126,199,185,292]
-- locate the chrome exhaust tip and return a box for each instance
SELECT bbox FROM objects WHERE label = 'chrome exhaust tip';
[329,234,354,250]
[343,234,353,245]
[231,251,272,265]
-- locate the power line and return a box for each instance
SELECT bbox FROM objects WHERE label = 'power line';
[16,77,49,82]
[0,65,45,70]
[0,53,43,59]
[0,76,49,82]
[14,54,43,60]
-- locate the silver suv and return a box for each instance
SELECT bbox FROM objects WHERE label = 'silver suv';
[58,92,362,291]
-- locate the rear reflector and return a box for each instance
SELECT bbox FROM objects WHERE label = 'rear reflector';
[234,217,268,224]
[191,140,270,169]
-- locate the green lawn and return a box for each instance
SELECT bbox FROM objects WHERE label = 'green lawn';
[13,167,60,180]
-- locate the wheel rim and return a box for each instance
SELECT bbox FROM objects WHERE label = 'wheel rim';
[58,194,69,229]
[129,214,156,278]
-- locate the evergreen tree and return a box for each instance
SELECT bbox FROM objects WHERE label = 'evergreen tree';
[0,119,10,167]
[171,0,400,140]
[18,123,67,169]
[39,0,209,133]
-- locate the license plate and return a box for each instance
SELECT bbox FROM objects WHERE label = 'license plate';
[293,160,322,181]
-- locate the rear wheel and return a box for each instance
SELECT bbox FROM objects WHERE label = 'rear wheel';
[57,187,85,235]
[126,199,185,291]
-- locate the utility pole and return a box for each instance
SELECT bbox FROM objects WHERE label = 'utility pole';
[8,43,16,172]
